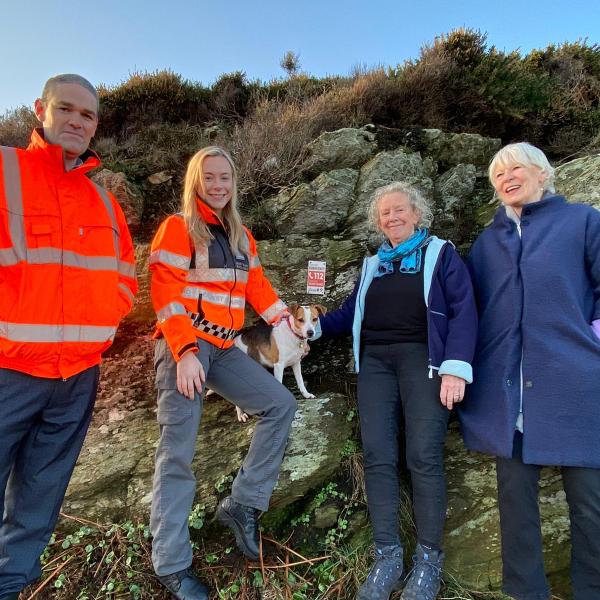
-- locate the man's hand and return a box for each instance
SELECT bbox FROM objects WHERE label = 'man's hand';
[440,374,466,410]
[177,351,205,399]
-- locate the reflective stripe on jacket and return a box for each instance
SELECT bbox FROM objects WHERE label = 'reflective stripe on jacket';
[150,199,286,359]
[0,130,138,378]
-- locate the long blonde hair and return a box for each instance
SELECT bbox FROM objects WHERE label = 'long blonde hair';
[182,146,247,255]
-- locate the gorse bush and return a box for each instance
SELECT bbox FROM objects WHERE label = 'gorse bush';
[525,41,600,156]
[96,70,257,138]
[97,70,214,137]
[0,106,38,148]
[389,29,553,140]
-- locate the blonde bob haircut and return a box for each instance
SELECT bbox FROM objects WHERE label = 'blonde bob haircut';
[367,181,433,233]
[488,142,555,193]
[182,146,247,256]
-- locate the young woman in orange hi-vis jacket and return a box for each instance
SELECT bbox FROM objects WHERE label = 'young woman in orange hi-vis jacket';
[148,146,296,599]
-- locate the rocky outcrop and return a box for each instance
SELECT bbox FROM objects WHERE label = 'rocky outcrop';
[435,163,477,215]
[555,153,600,210]
[346,148,436,241]
[263,168,358,236]
[257,236,364,307]
[66,383,352,520]
[303,126,377,176]
[419,129,501,170]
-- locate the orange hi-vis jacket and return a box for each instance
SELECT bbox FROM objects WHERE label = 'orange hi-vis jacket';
[150,199,286,360]
[0,130,137,379]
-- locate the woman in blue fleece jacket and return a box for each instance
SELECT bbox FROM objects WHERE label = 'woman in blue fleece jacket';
[461,142,600,600]
[315,182,477,600]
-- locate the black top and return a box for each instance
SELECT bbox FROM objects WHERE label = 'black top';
[361,245,428,345]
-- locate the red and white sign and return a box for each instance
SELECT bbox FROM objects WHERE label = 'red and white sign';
[306,260,326,295]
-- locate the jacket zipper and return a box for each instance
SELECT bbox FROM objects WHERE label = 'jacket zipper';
[426,242,446,378]
[214,226,236,349]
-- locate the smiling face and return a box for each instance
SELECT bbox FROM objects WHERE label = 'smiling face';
[34,83,98,169]
[492,162,546,215]
[377,192,421,247]
[197,155,233,216]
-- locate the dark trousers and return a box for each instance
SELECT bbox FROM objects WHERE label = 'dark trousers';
[0,366,99,595]
[357,343,449,549]
[496,432,600,600]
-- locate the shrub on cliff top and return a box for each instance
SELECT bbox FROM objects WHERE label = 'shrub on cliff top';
[0,106,38,148]
[390,29,552,139]
[97,70,213,137]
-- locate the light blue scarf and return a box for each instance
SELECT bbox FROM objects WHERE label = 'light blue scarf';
[375,228,429,277]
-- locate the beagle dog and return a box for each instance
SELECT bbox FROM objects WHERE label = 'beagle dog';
[233,303,326,421]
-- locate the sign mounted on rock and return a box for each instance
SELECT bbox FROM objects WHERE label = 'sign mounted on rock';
[306,260,326,295]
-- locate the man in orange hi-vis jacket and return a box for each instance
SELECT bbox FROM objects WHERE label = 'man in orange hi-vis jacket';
[0,74,137,599]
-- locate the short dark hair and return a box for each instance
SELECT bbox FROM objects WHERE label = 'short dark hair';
[41,74,99,112]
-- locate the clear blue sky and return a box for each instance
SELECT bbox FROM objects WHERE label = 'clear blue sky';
[1,0,598,114]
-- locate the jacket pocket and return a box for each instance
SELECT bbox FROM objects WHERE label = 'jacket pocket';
[154,338,178,390]
[79,223,119,257]
[29,221,54,247]
[154,339,194,423]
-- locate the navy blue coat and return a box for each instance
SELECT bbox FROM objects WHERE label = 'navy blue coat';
[460,195,600,467]
[315,237,477,382]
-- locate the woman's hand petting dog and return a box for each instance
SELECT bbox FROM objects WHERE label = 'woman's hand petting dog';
[440,374,466,410]
[177,351,206,399]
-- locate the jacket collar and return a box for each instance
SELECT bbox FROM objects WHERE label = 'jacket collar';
[494,194,566,228]
[27,128,101,174]
[196,197,223,226]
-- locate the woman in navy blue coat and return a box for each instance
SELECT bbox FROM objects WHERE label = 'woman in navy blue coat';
[315,182,477,600]
[461,142,600,600]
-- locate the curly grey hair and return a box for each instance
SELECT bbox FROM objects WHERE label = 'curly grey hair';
[367,182,433,232]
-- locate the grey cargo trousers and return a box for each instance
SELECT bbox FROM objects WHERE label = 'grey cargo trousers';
[150,337,297,576]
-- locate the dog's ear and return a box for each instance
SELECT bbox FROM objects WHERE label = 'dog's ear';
[287,302,299,316]
[314,304,327,316]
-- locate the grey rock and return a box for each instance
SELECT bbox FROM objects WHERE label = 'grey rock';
[421,129,501,170]
[257,237,364,308]
[65,392,352,521]
[263,168,359,236]
[436,164,478,213]
[555,154,600,210]
[303,127,377,176]
[313,504,341,529]
[434,163,480,239]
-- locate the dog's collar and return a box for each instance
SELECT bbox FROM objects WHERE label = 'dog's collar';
[286,315,307,340]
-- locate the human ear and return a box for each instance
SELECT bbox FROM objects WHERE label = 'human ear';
[33,98,46,124]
